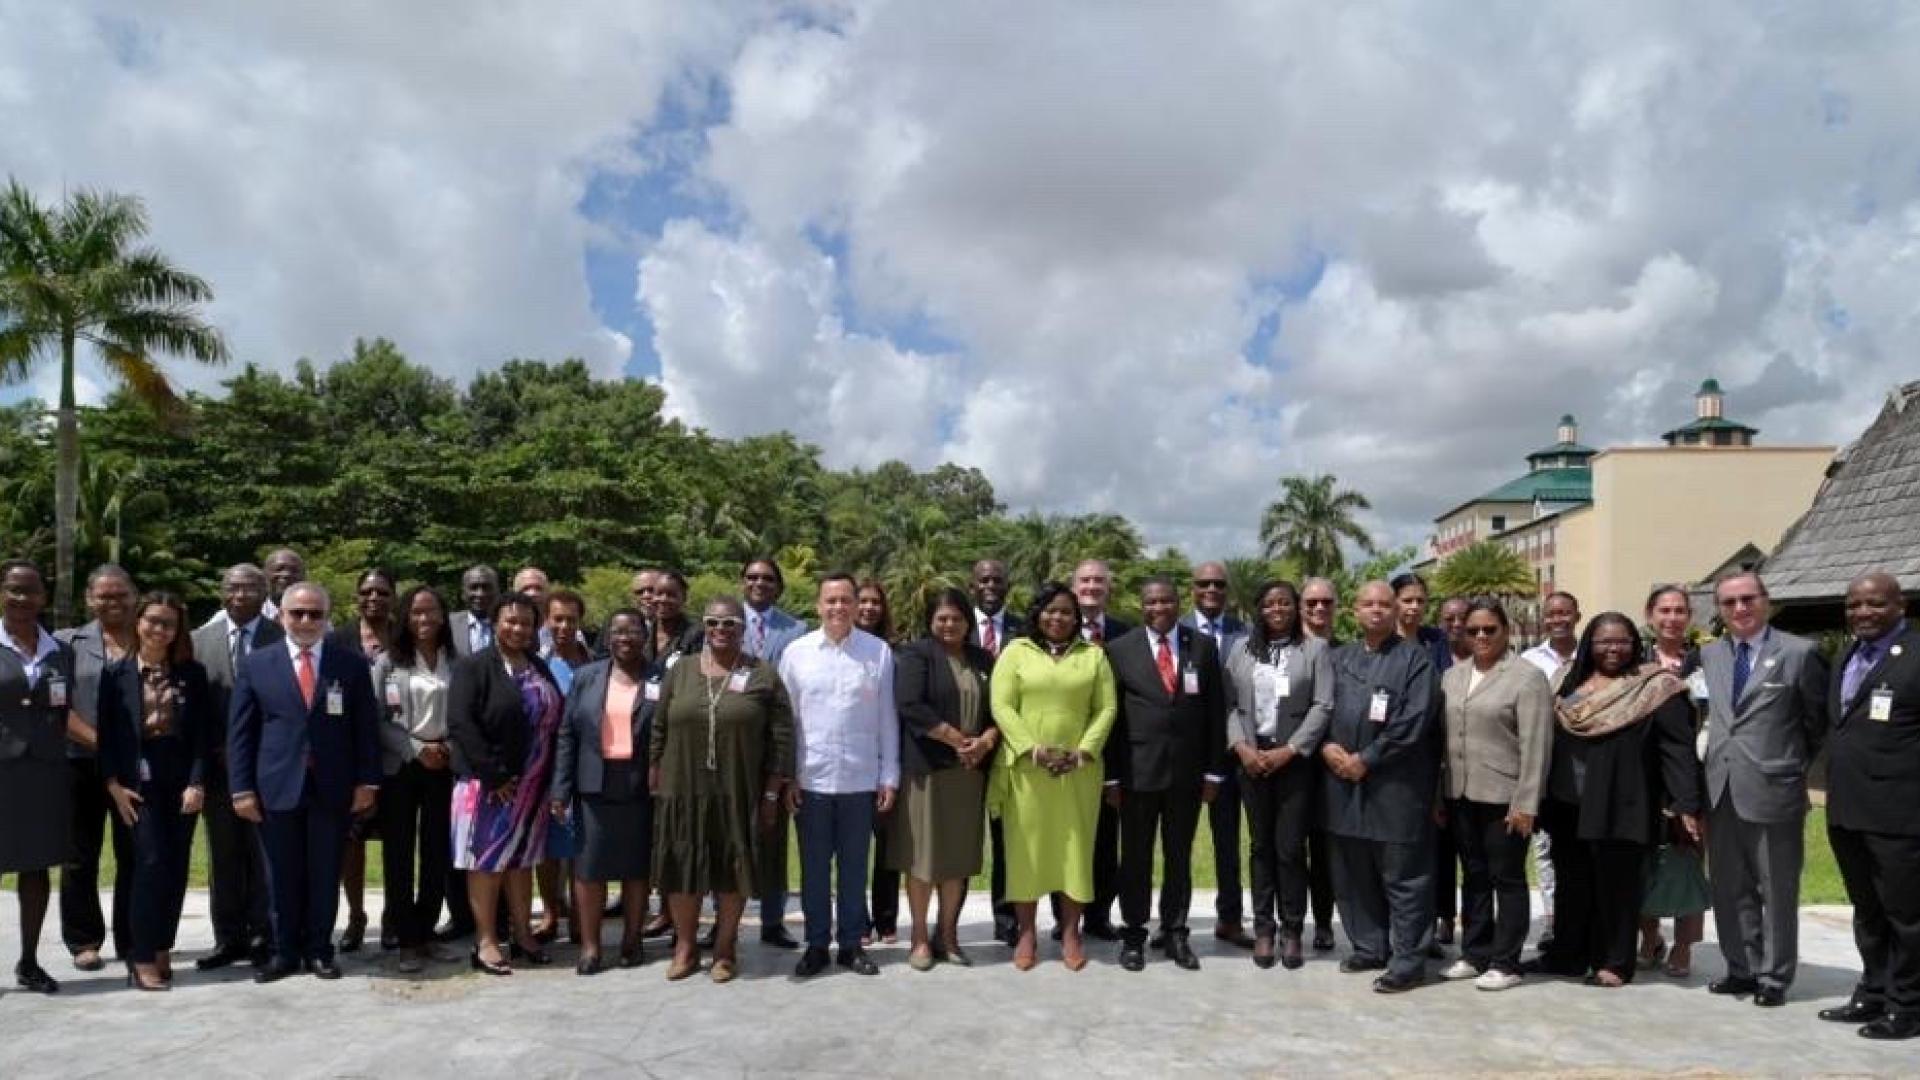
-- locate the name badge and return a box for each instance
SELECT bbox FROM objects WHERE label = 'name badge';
[1870,687,1894,723]
[1182,669,1200,695]
[644,679,662,702]
[1276,675,1292,699]
[48,674,68,710]
[1368,690,1390,723]
[326,683,345,717]
[139,758,152,783]
[727,671,750,694]
[384,677,403,710]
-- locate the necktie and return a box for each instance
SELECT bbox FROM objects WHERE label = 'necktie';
[981,617,997,656]
[297,647,317,708]
[1089,620,1104,646]
[1156,633,1177,696]
[1731,640,1752,704]
[753,613,768,657]
[229,626,244,672]
[1842,641,1879,709]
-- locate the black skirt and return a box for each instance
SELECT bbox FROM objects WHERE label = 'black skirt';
[577,759,652,882]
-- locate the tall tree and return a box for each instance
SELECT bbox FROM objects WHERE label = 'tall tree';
[0,180,227,623]
[1433,540,1536,600]
[1258,473,1375,580]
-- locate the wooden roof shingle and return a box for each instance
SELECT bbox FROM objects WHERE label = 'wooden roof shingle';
[1763,382,1920,603]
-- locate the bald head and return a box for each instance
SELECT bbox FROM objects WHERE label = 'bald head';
[1846,571,1908,642]
[1355,579,1397,643]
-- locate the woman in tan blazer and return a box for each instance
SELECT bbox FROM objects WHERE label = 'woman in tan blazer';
[1438,599,1553,990]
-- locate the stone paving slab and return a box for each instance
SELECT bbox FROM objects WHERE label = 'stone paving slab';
[0,891,1906,1078]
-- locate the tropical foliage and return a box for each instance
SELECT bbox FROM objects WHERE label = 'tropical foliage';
[1432,539,1536,600]
[1258,473,1375,579]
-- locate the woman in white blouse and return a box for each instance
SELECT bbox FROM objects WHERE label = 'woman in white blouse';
[371,585,457,973]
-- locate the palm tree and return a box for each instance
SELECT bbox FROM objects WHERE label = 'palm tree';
[1258,474,1375,579]
[1222,556,1278,623]
[1432,540,1535,600]
[0,180,228,624]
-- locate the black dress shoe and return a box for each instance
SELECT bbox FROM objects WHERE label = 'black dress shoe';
[1709,975,1759,996]
[1119,942,1146,971]
[1752,986,1786,1007]
[1148,929,1166,950]
[1253,935,1277,970]
[1340,955,1386,974]
[760,925,799,950]
[509,942,553,966]
[14,962,59,994]
[1374,970,1423,994]
[836,947,879,975]
[618,942,644,968]
[794,946,831,979]
[1312,926,1335,952]
[1082,920,1120,942]
[196,945,250,971]
[1279,930,1304,970]
[1819,1001,1886,1024]
[1860,1014,1920,1041]
[308,958,343,980]
[1167,935,1200,971]
[994,920,1019,947]
[253,959,300,985]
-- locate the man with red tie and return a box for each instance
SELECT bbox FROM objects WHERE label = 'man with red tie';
[228,582,381,983]
[968,558,1026,944]
[1103,577,1227,970]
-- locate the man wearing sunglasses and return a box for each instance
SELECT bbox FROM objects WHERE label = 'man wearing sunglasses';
[228,582,382,983]
[1181,561,1253,949]
[740,558,806,948]
[1301,578,1340,645]
[1699,570,1829,1008]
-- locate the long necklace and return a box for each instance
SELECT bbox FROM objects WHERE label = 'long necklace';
[701,651,736,771]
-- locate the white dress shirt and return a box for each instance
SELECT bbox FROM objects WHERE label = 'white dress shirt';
[778,627,900,794]
[0,625,58,687]
[1521,641,1574,683]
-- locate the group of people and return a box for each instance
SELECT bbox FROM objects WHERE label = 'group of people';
[0,548,1914,1040]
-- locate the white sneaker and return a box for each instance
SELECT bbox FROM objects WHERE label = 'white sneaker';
[1442,958,1479,981]
[1475,968,1523,991]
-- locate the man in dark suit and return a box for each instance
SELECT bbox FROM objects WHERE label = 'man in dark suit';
[228,582,381,982]
[1106,577,1226,970]
[1699,570,1829,1006]
[191,563,282,970]
[1322,580,1439,993]
[449,565,499,659]
[1182,560,1253,949]
[967,557,1026,945]
[1819,572,1920,1040]
[1070,558,1132,940]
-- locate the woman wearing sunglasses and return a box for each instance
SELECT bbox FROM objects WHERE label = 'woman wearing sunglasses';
[1437,599,1553,990]
[650,597,794,982]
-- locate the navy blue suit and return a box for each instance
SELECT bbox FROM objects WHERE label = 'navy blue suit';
[228,640,381,964]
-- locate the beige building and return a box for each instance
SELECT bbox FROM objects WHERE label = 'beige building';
[1422,380,1833,631]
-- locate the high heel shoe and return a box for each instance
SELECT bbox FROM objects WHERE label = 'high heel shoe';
[509,941,553,966]
[469,948,512,976]
[339,912,368,954]
[126,965,170,992]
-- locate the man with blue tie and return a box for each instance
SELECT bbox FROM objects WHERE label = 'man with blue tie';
[1181,561,1254,949]
[741,557,805,949]
[228,582,381,983]
[1698,571,1829,1007]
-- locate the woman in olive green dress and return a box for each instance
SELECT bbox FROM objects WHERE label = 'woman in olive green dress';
[989,582,1116,972]
[649,596,794,983]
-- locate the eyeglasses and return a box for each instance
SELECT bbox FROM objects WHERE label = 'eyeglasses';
[1193,578,1226,590]
[1718,594,1764,608]
[743,573,778,584]
[1465,626,1502,637]
[358,587,392,598]
[1302,598,1334,608]
[285,609,327,621]
[703,617,743,631]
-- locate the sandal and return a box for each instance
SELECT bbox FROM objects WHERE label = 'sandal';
[1664,945,1692,979]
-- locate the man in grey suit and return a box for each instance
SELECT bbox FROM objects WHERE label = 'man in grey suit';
[448,565,500,658]
[741,557,805,948]
[191,563,283,969]
[1181,561,1253,948]
[1699,570,1829,1006]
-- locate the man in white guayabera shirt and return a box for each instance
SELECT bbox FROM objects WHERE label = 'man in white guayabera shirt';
[780,573,899,979]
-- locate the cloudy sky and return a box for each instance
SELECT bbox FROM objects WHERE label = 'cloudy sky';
[6,1,1917,556]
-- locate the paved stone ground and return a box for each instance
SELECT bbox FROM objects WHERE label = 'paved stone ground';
[0,889,1905,1078]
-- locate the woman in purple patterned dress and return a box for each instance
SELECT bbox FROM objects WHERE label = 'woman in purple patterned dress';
[447,592,564,975]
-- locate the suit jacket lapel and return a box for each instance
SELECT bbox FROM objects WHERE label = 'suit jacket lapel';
[1734,632,1776,713]
[1706,640,1735,721]
[1842,626,1907,723]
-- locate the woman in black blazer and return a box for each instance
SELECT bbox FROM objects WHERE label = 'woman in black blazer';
[446,593,565,975]
[98,592,213,991]
[551,609,654,974]
[889,587,998,969]
[0,559,76,995]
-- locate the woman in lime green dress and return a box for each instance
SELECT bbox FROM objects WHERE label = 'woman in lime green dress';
[989,582,1116,971]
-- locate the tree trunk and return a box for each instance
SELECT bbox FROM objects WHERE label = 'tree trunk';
[54,328,78,629]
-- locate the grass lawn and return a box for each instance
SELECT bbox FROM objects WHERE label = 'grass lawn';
[7,805,1850,907]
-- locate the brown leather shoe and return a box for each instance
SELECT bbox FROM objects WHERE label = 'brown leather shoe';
[1214,921,1255,948]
